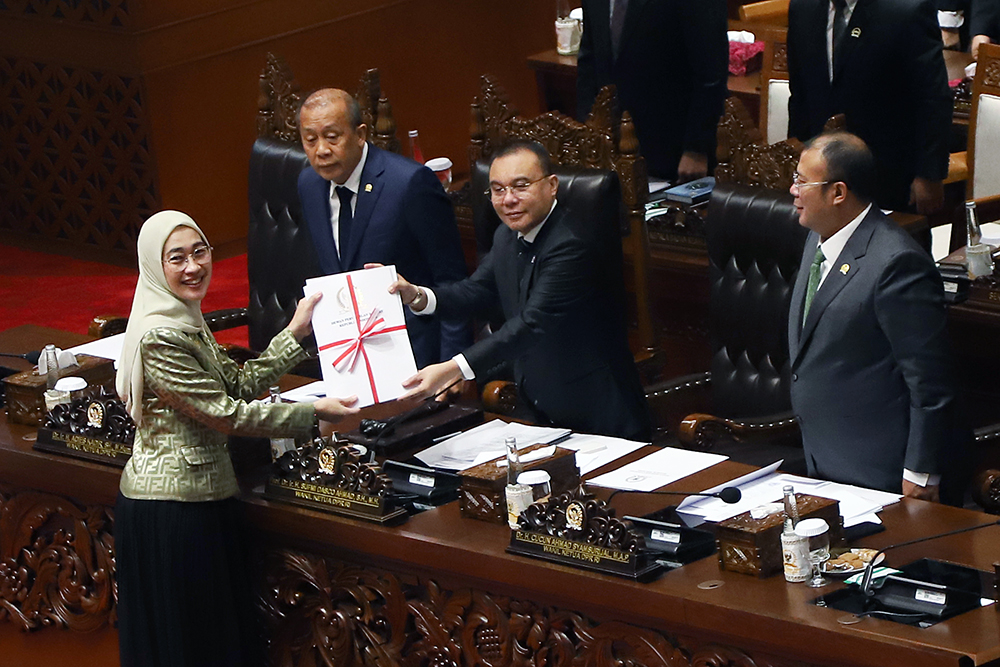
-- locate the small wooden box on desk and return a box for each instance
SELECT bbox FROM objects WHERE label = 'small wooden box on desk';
[715,494,843,578]
[3,355,116,426]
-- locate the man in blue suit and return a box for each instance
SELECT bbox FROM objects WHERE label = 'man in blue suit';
[788,132,963,501]
[297,88,470,369]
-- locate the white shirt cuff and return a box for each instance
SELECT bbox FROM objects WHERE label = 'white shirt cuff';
[453,354,475,380]
[410,286,437,315]
[903,469,941,487]
[938,10,964,28]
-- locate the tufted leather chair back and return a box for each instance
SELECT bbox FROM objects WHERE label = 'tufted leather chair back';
[470,159,627,321]
[705,182,808,418]
[247,137,318,352]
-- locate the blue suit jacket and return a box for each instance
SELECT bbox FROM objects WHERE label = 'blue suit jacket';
[788,207,959,494]
[297,144,471,368]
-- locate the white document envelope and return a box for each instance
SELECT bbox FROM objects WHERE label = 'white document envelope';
[304,266,417,407]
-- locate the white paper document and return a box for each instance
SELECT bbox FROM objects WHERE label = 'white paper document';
[674,461,902,527]
[281,381,326,403]
[67,333,125,367]
[557,433,648,476]
[587,447,728,492]
[304,266,417,408]
[415,420,571,470]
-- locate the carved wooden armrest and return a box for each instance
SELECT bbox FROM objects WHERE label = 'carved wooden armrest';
[645,372,713,443]
[677,412,800,452]
[482,380,518,415]
[89,315,128,338]
[204,307,248,331]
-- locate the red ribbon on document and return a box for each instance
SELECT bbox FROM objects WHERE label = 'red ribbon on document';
[317,274,406,403]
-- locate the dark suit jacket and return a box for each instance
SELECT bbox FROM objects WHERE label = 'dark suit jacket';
[298,144,471,369]
[787,0,952,210]
[971,0,1000,40]
[576,0,729,180]
[788,207,958,494]
[434,205,651,441]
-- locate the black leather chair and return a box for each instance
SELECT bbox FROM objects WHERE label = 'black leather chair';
[246,137,317,353]
[646,182,809,470]
[471,160,630,402]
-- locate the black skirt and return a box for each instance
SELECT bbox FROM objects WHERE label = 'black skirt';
[115,493,263,667]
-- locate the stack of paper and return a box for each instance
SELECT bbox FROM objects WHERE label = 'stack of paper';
[675,461,902,527]
[587,447,728,492]
[415,420,571,471]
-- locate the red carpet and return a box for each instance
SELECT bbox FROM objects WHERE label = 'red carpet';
[0,245,250,347]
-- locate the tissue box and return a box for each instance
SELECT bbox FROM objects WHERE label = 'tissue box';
[715,494,843,578]
[458,444,580,524]
[3,354,116,426]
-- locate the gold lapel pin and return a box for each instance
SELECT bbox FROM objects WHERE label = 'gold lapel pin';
[851,27,861,38]
[365,183,373,192]
[840,263,850,275]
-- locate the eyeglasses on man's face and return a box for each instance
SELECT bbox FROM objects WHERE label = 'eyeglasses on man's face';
[486,175,549,200]
[791,172,830,190]
[163,245,213,270]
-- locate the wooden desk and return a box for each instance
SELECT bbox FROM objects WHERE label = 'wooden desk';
[5,325,1000,667]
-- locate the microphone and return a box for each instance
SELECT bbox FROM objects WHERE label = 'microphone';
[859,519,1000,597]
[607,486,742,505]
[0,351,41,365]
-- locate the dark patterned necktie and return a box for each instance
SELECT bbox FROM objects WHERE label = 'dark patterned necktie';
[831,0,849,75]
[611,0,629,59]
[336,186,353,262]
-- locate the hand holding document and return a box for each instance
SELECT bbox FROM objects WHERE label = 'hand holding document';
[304,266,417,408]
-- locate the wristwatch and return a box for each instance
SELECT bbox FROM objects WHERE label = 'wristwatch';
[410,287,426,310]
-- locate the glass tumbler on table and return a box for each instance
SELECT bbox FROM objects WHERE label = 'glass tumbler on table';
[794,518,830,588]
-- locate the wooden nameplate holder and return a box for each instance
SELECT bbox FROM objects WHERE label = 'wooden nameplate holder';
[34,390,134,467]
[507,487,660,581]
[264,437,407,525]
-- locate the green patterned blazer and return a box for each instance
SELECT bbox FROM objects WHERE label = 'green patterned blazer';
[119,327,316,501]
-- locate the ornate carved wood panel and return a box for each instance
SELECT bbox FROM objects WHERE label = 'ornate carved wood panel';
[0,56,158,256]
[258,547,788,667]
[0,0,130,27]
[0,484,116,632]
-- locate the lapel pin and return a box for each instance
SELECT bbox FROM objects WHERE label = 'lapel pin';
[840,263,850,275]
[851,27,861,38]
[365,183,373,192]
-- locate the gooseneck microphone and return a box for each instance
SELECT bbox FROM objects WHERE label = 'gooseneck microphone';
[859,519,1000,596]
[0,351,41,365]
[607,486,742,505]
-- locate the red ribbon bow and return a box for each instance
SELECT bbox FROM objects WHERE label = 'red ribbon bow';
[318,274,406,403]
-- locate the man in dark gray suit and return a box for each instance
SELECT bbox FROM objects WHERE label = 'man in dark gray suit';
[788,132,959,500]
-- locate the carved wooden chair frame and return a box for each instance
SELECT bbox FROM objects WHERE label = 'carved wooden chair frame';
[255,52,401,152]
[468,74,656,361]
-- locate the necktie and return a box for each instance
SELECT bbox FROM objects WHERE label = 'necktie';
[611,0,629,59]
[802,246,826,326]
[336,186,354,262]
[517,237,534,286]
[831,0,848,75]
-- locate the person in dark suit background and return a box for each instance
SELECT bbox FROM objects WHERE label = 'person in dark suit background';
[576,0,729,183]
[788,132,962,501]
[386,141,650,441]
[971,0,1000,56]
[787,0,953,215]
[297,88,470,370]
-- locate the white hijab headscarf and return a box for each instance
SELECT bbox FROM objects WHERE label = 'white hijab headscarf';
[116,210,209,423]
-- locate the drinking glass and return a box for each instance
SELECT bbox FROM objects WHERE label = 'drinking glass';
[794,518,831,588]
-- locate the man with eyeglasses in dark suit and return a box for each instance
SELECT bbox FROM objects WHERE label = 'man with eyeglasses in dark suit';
[384,140,651,441]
